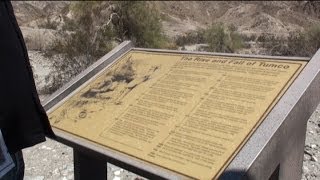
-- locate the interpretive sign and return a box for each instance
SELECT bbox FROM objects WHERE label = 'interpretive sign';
[48,50,306,179]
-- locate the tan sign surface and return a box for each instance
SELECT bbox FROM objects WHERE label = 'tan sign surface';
[48,50,306,179]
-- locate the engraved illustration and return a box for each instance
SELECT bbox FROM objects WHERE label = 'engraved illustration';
[53,55,161,123]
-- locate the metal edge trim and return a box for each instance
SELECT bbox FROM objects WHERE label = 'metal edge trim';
[132,47,310,61]
[224,48,320,173]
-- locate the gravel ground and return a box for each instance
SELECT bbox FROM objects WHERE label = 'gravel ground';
[302,106,320,180]
[23,138,147,180]
[23,51,320,180]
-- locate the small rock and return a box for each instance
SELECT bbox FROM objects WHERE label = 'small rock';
[311,144,317,149]
[310,130,314,134]
[53,168,59,175]
[304,155,310,161]
[62,177,68,180]
[113,177,121,180]
[67,174,73,180]
[67,165,73,172]
[114,170,121,176]
[24,176,44,180]
[304,150,313,157]
[311,156,318,162]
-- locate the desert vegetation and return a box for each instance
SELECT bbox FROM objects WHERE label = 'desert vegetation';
[43,1,168,93]
[33,1,320,94]
[259,24,320,57]
[175,24,244,53]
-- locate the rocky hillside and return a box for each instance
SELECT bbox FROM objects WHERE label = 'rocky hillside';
[154,1,320,37]
[11,1,320,50]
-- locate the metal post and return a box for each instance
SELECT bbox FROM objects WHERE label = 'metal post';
[73,149,107,180]
[278,120,308,179]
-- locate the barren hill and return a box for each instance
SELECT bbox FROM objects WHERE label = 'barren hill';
[153,1,320,38]
[12,1,320,43]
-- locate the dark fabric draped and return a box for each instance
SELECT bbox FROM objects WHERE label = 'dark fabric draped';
[0,1,55,153]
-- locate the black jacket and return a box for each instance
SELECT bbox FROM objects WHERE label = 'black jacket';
[0,1,55,153]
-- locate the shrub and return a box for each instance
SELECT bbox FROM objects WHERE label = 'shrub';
[38,16,59,30]
[262,24,320,57]
[44,2,115,93]
[175,29,206,46]
[174,24,244,53]
[240,34,257,42]
[303,24,320,56]
[43,1,169,93]
[112,1,168,48]
[205,23,244,53]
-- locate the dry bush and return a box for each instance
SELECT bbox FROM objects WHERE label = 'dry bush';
[262,24,320,57]
[43,1,168,93]
[175,29,206,46]
[205,23,244,53]
[175,24,244,53]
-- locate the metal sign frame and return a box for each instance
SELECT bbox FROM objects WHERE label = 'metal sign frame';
[43,41,320,180]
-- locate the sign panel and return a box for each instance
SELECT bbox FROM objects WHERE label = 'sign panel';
[48,50,306,179]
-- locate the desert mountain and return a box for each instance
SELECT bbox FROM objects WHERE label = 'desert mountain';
[12,1,320,49]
